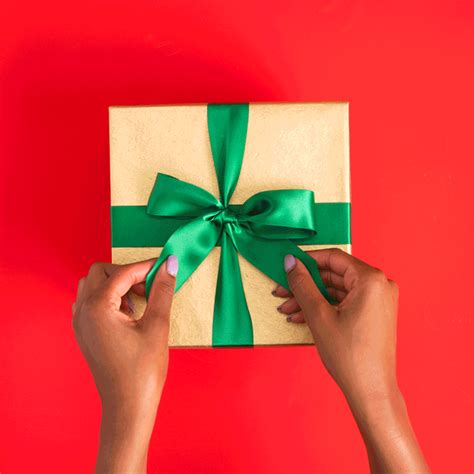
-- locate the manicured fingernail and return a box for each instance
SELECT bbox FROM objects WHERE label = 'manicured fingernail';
[271,285,279,296]
[166,255,178,277]
[284,254,296,273]
[286,315,293,323]
[277,304,283,313]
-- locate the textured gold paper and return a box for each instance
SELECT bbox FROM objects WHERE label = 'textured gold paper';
[110,103,350,347]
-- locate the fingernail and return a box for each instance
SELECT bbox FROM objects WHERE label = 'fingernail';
[284,254,296,273]
[277,304,283,313]
[166,255,178,277]
[286,315,293,323]
[271,285,278,296]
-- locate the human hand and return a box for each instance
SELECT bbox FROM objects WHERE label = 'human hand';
[72,256,178,474]
[274,248,398,405]
[274,249,429,473]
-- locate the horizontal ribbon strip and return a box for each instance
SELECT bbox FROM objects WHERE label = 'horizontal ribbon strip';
[111,203,351,248]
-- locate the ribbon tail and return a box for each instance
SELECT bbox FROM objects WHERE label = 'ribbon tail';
[212,231,253,346]
[145,217,221,297]
[233,231,335,304]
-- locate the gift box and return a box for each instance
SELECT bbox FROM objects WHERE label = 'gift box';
[110,103,351,347]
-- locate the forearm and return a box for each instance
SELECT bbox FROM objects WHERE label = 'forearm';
[347,387,429,474]
[95,400,158,474]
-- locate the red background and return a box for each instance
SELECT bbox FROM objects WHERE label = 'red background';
[0,1,473,472]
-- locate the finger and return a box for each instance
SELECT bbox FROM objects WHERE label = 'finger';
[81,262,119,299]
[319,270,346,291]
[327,287,347,303]
[141,256,178,338]
[76,277,86,302]
[102,261,155,280]
[276,297,300,315]
[307,248,375,292]
[284,255,332,321]
[272,284,292,298]
[286,311,305,324]
[102,259,157,299]
[72,277,86,317]
[307,248,361,277]
[131,282,146,297]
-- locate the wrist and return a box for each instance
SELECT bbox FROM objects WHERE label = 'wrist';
[96,393,160,474]
[344,384,430,472]
[346,383,407,430]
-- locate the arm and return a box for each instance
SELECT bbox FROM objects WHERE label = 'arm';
[274,249,429,473]
[72,256,178,474]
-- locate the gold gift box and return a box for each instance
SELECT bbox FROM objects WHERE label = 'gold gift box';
[110,103,350,347]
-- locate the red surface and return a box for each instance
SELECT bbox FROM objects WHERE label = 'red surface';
[0,1,473,472]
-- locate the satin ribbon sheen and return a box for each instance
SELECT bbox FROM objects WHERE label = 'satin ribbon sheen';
[144,103,333,346]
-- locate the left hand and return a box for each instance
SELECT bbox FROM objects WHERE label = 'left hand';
[72,257,178,474]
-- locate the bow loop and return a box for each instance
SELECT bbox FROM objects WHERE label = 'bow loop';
[238,189,317,240]
[147,173,220,218]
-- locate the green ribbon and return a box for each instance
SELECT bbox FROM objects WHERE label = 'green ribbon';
[111,203,351,248]
[118,104,350,346]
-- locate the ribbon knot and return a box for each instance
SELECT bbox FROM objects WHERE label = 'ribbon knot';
[210,206,239,227]
[144,104,332,346]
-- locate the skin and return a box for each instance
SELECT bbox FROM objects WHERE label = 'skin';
[72,258,176,473]
[278,249,430,473]
[73,249,429,473]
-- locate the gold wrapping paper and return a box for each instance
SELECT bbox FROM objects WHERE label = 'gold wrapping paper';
[110,103,350,347]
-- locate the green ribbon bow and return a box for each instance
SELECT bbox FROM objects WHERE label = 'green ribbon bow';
[143,103,334,346]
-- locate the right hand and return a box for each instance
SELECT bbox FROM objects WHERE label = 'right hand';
[274,249,430,473]
[274,248,399,405]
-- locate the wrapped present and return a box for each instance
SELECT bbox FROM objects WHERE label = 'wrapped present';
[110,103,351,347]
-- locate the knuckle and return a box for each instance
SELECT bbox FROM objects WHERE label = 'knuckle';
[111,265,126,277]
[327,247,344,264]
[361,269,392,293]
[330,247,344,257]
[369,268,388,284]
[88,262,103,276]
[89,262,101,273]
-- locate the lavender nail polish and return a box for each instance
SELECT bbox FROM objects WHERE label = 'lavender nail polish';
[284,254,296,273]
[166,255,179,277]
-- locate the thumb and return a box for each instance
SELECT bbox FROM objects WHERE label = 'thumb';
[284,255,332,323]
[142,256,178,338]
